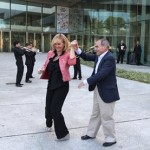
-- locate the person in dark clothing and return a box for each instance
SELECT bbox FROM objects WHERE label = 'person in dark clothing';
[117,40,127,64]
[133,41,142,65]
[13,41,25,87]
[38,34,76,141]
[24,43,34,83]
[72,52,82,80]
[29,43,36,78]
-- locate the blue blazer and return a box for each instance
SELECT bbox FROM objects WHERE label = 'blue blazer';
[80,51,120,103]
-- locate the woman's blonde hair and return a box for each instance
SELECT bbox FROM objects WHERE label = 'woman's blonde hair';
[51,34,70,51]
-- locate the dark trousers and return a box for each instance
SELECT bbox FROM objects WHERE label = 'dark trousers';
[30,63,35,77]
[117,51,125,63]
[16,64,24,85]
[25,64,32,81]
[136,54,141,65]
[45,83,69,139]
[73,58,82,79]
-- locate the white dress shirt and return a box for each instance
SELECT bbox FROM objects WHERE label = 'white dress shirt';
[75,48,108,85]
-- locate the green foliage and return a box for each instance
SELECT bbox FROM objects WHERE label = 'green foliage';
[116,69,150,84]
[104,16,125,27]
[81,60,150,84]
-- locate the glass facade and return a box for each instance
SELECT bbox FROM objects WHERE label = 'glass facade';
[0,0,150,65]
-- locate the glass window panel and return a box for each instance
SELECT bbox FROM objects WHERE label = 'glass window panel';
[43,33,50,52]
[11,0,26,31]
[77,34,83,49]
[2,32,10,52]
[130,4,137,22]
[83,9,92,31]
[69,8,83,33]
[28,33,34,44]
[0,0,10,30]
[27,2,42,32]
[11,32,26,48]
[35,33,41,51]
[42,5,56,32]
[144,21,150,64]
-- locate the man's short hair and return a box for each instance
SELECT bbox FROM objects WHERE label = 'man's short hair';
[13,41,19,47]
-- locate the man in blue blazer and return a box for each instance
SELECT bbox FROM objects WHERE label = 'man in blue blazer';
[71,39,120,147]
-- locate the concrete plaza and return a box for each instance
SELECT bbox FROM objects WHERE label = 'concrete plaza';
[0,52,150,150]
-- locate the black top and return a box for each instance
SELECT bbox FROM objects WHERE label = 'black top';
[134,44,142,55]
[13,47,25,65]
[47,56,68,89]
[25,51,35,65]
[117,43,127,51]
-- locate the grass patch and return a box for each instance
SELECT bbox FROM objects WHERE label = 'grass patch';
[81,60,150,84]
[116,69,150,84]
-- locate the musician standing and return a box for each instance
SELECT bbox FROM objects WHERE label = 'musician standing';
[13,41,25,87]
[24,43,34,83]
[30,43,36,78]
[72,52,82,80]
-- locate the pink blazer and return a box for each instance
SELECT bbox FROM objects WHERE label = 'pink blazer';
[40,50,76,81]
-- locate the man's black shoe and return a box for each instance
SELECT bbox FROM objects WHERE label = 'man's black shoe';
[16,84,22,87]
[26,80,32,83]
[81,135,94,140]
[103,141,116,147]
[72,77,77,79]
[20,83,24,85]
[30,76,35,78]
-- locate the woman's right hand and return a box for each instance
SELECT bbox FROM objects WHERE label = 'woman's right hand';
[38,68,44,74]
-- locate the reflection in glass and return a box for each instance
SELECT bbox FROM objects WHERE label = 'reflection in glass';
[35,33,41,51]
[3,32,9,52]
[11,32,26,49]
[42,5,56,32]
[11,0,26,31]
[27,2,42,32]
[43,33,50,52]
[0,0,10,30]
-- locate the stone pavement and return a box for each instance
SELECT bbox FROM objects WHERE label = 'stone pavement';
[0,52,150,150]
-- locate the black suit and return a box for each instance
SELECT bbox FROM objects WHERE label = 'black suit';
[30,52,36,77]
[73,53,82,79]
[13,47,25,85]
[25,51,35,82]
[134,44,142,65]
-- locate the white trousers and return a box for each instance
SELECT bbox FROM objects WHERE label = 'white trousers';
[86,87,116,142]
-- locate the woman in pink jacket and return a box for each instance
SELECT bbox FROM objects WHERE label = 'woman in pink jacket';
[38,34,76,141]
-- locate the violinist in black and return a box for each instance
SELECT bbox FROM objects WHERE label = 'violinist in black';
[13,41,25,87]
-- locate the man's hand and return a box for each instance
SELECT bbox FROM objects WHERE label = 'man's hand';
[70,40,78,50]
[78,81,85,89]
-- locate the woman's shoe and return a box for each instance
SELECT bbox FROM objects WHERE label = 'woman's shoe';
[57,133,70,141]
[46,127,52,132]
